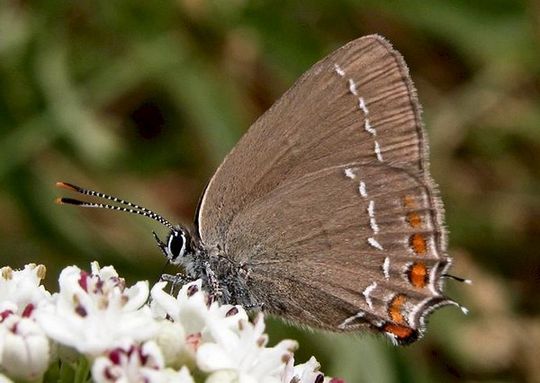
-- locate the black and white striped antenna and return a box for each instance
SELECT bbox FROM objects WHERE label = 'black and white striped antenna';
[55,181,174,230]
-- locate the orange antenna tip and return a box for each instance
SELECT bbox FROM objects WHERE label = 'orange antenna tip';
[56,181,78,191]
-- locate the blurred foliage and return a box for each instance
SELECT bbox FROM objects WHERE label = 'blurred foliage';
[1,0,539,382]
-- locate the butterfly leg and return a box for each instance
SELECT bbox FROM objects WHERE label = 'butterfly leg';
[152,231,169,259]
[204,261,223,303]
[160,273,193,294]
[242,302,265,311]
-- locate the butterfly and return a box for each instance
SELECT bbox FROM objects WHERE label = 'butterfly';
[57,35,468,345]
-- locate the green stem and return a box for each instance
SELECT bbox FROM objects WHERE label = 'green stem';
[73,357,91,383]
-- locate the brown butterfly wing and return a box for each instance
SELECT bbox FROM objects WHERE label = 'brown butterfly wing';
[196,35,456,344]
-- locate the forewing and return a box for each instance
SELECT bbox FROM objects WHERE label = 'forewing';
[197,35,439,247]
[196,35,454,343]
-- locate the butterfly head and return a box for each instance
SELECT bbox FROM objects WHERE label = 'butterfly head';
[164,226,194,265]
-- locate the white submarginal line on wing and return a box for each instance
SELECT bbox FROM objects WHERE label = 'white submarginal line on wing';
[367,200,375,217]
[334,72,385,164]
[359,96,383,162]
[367,200,379,234]
[358,97,368,115]
[338,311,365,329]
[368,237,383,250]
[348,79,358,95]
[358,181,367,198]
[382,257,390,280]
[334,63,345,77]
[346,168,369,200]
[363,282,377,310]
[344,168,356,179]
[364,119,376,136]
[374,140,383,162]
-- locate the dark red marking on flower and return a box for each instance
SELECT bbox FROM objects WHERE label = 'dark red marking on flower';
[282,353,292,364]
[186,332,202,351]
[256,336,267,347]
[104,366,117,380]
[22,303,35,318]
[109,348,123,365]
[187,284,198,297]
[138,347,148,365]
[315,374,324,383]
[226,307,239,317]
[95,279,104,293]
[0,310,13,322]
[75,304,87,317]
[78,271,89,292]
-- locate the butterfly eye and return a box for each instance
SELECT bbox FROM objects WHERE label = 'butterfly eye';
[167,230,187,262]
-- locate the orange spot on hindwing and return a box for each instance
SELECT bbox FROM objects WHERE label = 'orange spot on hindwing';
[383,292,419,344]
[406,212,422,228]
[408,262,428,288]
[383,323,417,344]
[403,195,416,208]
[388,294,407,324]
[410,233,427,255]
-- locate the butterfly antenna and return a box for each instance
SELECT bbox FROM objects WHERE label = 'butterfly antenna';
[55,182,174,230]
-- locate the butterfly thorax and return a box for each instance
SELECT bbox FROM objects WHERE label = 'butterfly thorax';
[166,228,258,308]
[202,251,257,308]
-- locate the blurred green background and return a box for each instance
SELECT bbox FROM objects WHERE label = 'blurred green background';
[1,0,539,382]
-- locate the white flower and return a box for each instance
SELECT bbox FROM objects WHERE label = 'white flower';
[0,263,333,382]
[281,356,326,383]
[91,340,195,383]
[0,313,50,381]
[161,366,194,383]
[151,280,248,342]
[205,370,243,383]
[154,320,190,368]
[36,262,158,356]
[0,264,51,317]
[197,313,297,382]
[91,340,164,383]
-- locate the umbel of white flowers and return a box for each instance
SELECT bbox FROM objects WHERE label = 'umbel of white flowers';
[0,262,341,383]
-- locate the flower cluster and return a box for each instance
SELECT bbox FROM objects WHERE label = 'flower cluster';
[0,263,340,383]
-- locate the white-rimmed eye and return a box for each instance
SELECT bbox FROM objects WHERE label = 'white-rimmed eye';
[166,230,187,263]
